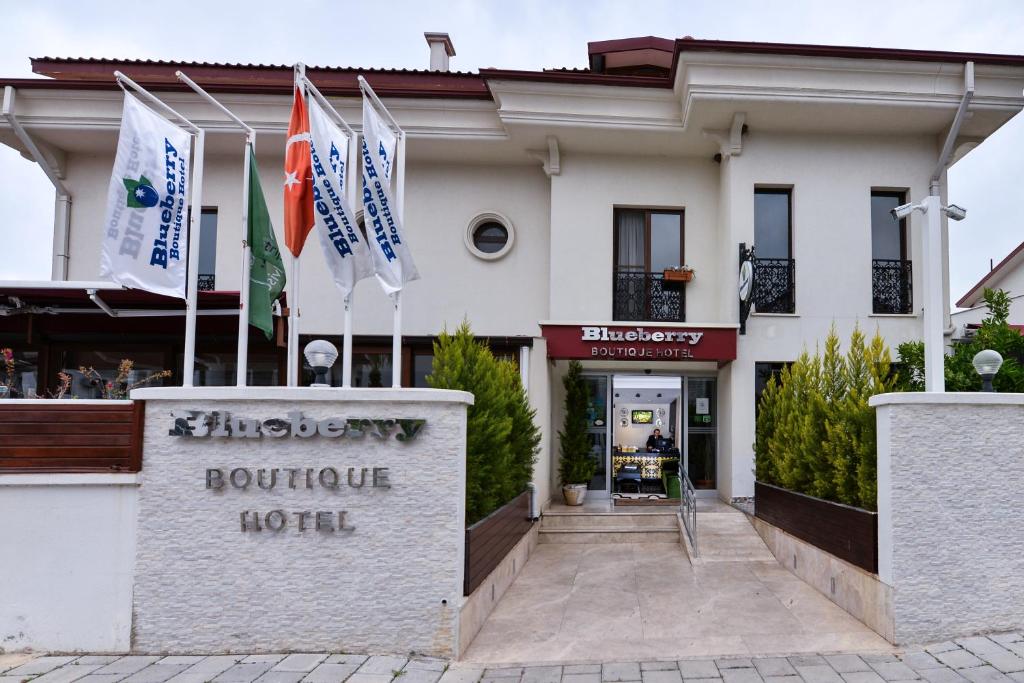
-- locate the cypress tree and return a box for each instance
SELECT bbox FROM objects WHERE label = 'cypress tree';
[428,321,514,524]
[499,358,541,503]
[558,360,595,487]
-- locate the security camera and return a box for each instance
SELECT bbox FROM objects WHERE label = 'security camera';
[890,202,919,220]
[943,204,967,221]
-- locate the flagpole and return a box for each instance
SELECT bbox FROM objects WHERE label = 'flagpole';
[113,71,205,388]
[173,71,256,388]
[303,74,358,388]
[391,127,407,389]
[182,128,205,387]
[287,63,306,388]
[359,76,406,389]
[237,141,253,386]
[343,121,358,389]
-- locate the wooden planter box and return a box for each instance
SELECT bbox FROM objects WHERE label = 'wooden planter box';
[464,490,533,595]
[0,400,145,472]
[663,269,694,283]
[755,481,877,573]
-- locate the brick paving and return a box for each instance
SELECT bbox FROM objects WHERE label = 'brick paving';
[2,633,1024,683]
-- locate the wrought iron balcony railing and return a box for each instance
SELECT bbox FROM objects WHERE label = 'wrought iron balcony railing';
[197,274,216,291]
[752,258,795,314]
[872,259,913,314]
[613,270,685,323]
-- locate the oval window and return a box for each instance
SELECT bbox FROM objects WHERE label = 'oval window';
[465,213,515,260]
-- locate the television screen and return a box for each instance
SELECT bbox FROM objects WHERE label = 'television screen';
[631,410,653,424]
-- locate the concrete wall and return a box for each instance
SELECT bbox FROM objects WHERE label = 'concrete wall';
[0,473,138,653]
[130,387,471,656]
[872,392,1024,644]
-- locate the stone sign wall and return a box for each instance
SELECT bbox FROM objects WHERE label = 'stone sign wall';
[131,387,471,656]
[872,392,1024,644]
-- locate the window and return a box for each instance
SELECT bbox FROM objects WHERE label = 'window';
[198,209,218,291]
[755,361,790,414]
[753,189,795,313]
[412,351,433,388]
[613,209,685,322]
[754,189,791,259]
[871,191,912,314]
[465,212,515,260]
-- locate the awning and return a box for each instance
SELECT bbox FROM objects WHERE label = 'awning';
[0,281,241,317]
[0,281,286,346]
[539,321,738,365]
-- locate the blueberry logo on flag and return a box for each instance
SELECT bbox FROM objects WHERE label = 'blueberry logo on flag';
[123,175,160,209]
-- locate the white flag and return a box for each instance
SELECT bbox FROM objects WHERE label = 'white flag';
[308,97,373,298]
[361,96,418,295]
[100,93,192,299]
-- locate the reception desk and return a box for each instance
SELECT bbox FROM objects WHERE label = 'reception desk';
[612,450,679,480]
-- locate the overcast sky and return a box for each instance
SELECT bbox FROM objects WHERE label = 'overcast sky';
[1,0,1022,308]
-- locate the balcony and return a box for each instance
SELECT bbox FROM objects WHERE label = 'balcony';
[752,258,795,313]
[613,269,685,323]
[872,259,913,314]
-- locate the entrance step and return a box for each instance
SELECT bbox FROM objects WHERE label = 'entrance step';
[538,527,681,543]
[541,511,679,530]
[539,510,681,543]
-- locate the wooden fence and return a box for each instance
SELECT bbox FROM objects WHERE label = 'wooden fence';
[464,490,533,595]
[0,401,144,472]
[755,481,878,573]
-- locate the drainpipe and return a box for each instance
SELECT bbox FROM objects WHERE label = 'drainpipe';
[2,86,72,280]
[930,61,975,196]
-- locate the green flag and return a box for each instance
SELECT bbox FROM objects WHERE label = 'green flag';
[247,144,286,339]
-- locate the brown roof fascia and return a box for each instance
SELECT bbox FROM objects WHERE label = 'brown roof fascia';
[956,240,1024,308]
[674,37,1024,66]
[479,67,671,88]
[588,36,675,56]
[27,58,491,99]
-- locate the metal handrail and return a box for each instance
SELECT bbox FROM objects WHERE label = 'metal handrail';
[679,469,698,556]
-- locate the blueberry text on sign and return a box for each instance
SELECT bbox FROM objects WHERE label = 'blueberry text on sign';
[168,411,425,441]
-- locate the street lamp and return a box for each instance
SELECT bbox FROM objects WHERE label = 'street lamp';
[304,339,339,388]
[889,198,967,393]
[972,349,1003,392]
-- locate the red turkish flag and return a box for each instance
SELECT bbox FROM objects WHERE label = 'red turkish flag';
[283,86,314,257]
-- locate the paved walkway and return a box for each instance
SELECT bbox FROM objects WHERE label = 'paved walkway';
[2,634,1024,683]
[464,504,887,663]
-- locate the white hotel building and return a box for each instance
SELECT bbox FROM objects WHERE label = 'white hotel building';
[2,35,1023,507]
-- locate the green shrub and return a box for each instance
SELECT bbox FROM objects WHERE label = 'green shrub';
[897,288,1024,393]
[428,322,539,524]
[755,324,897,511]
[558,360,595,487]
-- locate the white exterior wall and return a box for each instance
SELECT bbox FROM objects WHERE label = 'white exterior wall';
[549,154,721,322]
[719,132,937,500]
[0,473,138,652]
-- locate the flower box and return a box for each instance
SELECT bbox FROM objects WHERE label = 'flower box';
[663,268,694,283]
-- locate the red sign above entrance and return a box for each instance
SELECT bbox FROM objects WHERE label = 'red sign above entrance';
[540,323,737,363]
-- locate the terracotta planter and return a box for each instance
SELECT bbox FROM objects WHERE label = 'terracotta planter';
[663,269,694,283]
[562,484,588,506]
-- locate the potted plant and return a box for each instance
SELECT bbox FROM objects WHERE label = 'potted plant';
[663,265,695,283]
[558,360,596,505]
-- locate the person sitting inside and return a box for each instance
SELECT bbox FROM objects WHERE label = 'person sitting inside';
[646,428,665,452]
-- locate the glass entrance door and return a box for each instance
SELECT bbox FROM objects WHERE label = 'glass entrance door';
[685,377,717,490]
[581,374,610,495]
